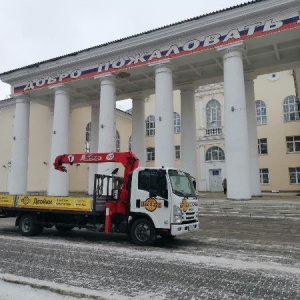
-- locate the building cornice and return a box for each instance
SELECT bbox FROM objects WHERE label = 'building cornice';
[196,83,224,98]
[116,109,132,122]
[0,98,15,110]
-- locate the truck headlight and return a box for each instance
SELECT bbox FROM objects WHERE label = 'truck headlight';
[174,205,182,224]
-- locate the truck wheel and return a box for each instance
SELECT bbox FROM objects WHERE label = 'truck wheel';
[55,225,74,232]
[19,214,39,236]
[130,218,156,246]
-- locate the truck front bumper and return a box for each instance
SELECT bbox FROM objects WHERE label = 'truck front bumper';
[170,221,199,236]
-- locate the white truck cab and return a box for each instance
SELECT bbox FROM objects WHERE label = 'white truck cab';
[129,167,199,244]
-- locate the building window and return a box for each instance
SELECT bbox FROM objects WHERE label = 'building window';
[146,147,155,161]
[85,122,91,152]
[260,168,269,184]
[283,95,300,122]
[116,130,120,152]
[289,167,300,184]
[258,138,268,154]
[286,136,300,153]
[205,146,225,161]
[128,136,132,151]
[174,112,181,134]
[146,115,155,136]
[255,100,267,125]
[206,99,222,135]
[175,145,181,159]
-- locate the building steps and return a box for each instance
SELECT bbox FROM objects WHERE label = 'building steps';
[199,192,300,219]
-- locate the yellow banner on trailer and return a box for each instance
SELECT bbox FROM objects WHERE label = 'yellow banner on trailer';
[0,195,15,207]
[16,196,92,212]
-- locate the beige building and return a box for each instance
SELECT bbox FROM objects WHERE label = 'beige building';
[0,100,131,194]
[143,69,300,193]
[0,69,299,194]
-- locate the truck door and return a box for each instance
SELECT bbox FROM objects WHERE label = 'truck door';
[131,169,170,229]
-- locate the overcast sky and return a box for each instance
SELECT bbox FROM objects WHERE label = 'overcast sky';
[0,0,246,106]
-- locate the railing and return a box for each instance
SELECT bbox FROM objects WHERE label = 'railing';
[205,127,222,136]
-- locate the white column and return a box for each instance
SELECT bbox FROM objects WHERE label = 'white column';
[132,97,146,167]
[88,105,99,195]
[245,74,261,197]
[218,43,251,200]
[199,145,207,191]
[181,85,198,180]
[150,60,175,168]
[48,85,70,196]
[96,74,116,177]
[197,97,207,191]
[9,94,30,195]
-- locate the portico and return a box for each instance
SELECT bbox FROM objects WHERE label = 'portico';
[1,0,300,199]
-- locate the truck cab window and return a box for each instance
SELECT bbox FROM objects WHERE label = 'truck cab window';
[156,171,168,199]
[138,170,151,191]
[138,169,168,199]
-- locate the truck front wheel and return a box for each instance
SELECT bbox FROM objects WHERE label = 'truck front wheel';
[19,214,42,236]
[130,218,156,246]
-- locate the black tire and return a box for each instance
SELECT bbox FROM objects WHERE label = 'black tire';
[160,232,176,240]
[55,225,74,232]
[130,218,156,246]
[19,214,40,236]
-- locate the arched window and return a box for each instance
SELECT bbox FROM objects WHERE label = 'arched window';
[116,130,120,152]
[206,99,221,135]
[255,100,267,125]
[205,146,225,161]
[283,95,300,122]
[146,115,155,136]
[128,136,132,151]
[173,112,181,134]
[85,122,91,152]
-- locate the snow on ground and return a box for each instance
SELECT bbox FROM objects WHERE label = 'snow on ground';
[0,274,166,300]
[0,273,125,300]
[0,278,91,300]
[1,234,299,276]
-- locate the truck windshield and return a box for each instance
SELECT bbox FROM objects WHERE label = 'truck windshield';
[168,169,196,197]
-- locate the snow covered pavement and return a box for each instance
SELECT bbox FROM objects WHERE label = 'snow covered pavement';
[0,277,92,300]
[0,215,299,299]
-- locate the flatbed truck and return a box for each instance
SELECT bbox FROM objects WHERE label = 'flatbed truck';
[0,151,199,245]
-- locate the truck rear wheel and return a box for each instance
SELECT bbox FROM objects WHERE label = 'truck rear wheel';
[130,218,156,246]
[19,214,42,236]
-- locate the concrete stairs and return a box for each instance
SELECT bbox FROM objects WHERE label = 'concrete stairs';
[199,192,300,219]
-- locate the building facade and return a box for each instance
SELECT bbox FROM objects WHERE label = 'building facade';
[142,70,300,193]
[0,69,299,194]
[0,0,299,199]
[0,99,131,194]
[195,70,300,192]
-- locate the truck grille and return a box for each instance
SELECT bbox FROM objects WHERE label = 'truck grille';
[182,211,198,223]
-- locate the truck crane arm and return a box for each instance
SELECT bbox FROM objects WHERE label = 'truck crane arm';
[54,151,139,201]
[54,151,139,186]
[54,151,139,173]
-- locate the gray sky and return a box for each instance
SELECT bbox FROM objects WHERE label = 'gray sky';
[0,0,246,102]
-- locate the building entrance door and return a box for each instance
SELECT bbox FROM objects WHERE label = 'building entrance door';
[209,169,222,192]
